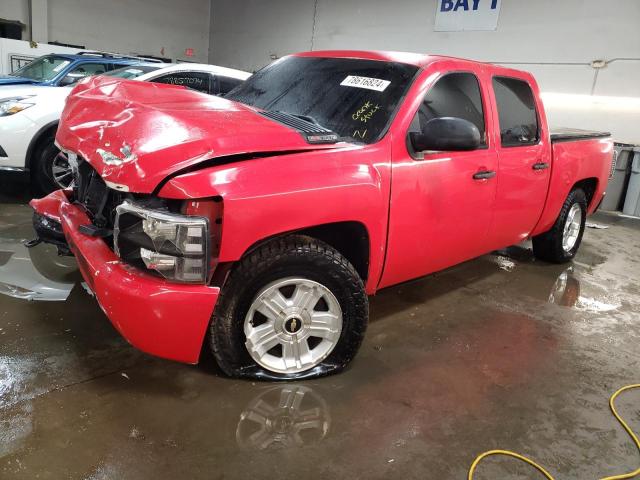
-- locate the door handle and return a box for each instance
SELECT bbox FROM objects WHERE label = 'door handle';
[532,162,550,170]
[473,170,496,180]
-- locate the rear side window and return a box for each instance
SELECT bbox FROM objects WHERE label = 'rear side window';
[60,62,108,85]
[218,76,244,95]
[492,77,539,147]
[152,71,211,94]
[413,72,486,145]
[110,63,132,70]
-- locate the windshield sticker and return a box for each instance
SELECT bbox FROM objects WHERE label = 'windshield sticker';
[52,61,70,72]
[341,75,390,92]
[352,101,381,123]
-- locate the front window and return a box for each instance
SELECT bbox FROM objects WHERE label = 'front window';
[226,56,419,144]
[10,55,71,82]
[410,72,487,146]
[60,63,109,86]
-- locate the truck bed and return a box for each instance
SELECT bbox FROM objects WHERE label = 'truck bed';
[550,127,611,143]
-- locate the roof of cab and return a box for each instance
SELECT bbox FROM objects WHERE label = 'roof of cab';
[294,49,534,79]
[45,53,148,64]
[295,50,433,67]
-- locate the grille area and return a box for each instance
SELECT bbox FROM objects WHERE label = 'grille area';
[72,158,124,230]
[70,156,183,262]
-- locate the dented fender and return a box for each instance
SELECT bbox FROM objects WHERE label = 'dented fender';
[159,142,392,294]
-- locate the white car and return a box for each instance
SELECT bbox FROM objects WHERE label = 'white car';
[0,63,250,194]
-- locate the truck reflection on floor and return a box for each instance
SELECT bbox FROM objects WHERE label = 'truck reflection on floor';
[236,385,330,450]
[0,240,77,301]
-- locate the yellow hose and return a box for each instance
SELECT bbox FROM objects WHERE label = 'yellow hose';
[468,384,640,480]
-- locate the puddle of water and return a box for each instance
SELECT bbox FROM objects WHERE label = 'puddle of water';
[574,296,620,313]
[0,239,78,302]
[236,385,330,450]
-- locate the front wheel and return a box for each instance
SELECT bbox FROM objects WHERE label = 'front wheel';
[532,188,587,263]
[210,235,368,380]
[32,136,73,195]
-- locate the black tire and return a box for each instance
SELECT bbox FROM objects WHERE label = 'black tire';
[210,235,368,380]
[32,136,67,196]
[532,188,587,263]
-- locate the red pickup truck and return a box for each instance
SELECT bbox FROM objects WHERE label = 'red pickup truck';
[30,50,614,380]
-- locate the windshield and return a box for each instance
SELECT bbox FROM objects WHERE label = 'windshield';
[105,65,162,79]
[10,55,71,81]
[226,56,419,144]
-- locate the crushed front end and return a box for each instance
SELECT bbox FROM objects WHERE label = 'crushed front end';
[29,153,221,363]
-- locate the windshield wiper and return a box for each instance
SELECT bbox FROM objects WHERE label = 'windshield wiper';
[276,111,330,131]
[260,110,340,145]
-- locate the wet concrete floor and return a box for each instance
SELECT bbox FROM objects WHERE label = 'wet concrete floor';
[1,184,639,479]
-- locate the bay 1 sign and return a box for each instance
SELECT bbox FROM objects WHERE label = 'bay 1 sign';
[434,0,502,31]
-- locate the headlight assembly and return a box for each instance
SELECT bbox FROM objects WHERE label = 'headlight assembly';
[114,202,210,283]
[0,96,36,116]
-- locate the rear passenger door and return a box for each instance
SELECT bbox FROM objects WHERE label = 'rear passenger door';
[488,76,551,249]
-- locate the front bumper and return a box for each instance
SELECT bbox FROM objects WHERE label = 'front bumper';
[30,191,220,364]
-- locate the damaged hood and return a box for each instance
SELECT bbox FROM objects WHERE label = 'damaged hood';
[56,76,339,193]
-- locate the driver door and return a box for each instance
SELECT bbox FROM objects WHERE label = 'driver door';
[379,71,499,288]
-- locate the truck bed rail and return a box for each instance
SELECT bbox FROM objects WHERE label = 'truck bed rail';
[550,128,611,143]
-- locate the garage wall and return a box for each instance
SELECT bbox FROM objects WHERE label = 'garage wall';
[208,0,316,72]
[2,0,211,63]
[0,1,29,27]
[209,0,640,142]
[48,0,211,62]
[209,0,640,95]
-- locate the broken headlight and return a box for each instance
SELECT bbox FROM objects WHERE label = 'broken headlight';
[114,202,210,283]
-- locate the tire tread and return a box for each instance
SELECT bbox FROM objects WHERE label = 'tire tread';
[532,188,587,263]
[210,235,368,379]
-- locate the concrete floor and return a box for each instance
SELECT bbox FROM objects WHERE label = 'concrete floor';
[1,183,639,479]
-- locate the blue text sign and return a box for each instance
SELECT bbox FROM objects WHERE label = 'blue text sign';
[434,0,502,31]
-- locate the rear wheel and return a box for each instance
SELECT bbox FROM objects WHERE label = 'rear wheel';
[32,136,72,195]
[532,188,587,263]
[210,235,368,380]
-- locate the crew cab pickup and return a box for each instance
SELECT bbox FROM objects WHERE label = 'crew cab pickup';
[29,51,614,380]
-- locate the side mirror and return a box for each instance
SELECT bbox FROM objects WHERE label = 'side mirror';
[409,117,481,152]
[58,73,86,87]
[58,76,78,87]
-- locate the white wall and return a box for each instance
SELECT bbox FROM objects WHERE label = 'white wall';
[48,0,211,62]
[209,0,316,72]
[0,38,80,74]
[209,0,640,143]
[1,0,211,63]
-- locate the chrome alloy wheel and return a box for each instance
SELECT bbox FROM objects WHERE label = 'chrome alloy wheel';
[51,151,73,189]
[562,203,582,252]
[244,277,343,374]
